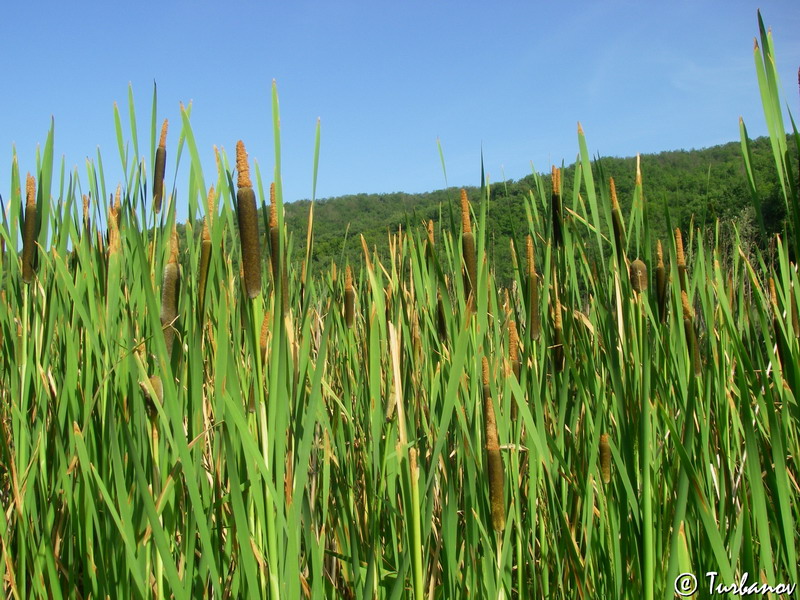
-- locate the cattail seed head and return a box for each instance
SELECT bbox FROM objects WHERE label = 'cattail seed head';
[629,259,648,292]
[551,166,563,247]
[344,265,355,328]
[460,192,477,310]
[481,356,505,532]
[21,173,37,284]
[160,228,180,357]
[198,187,214,316]
[675,228,687,293]
[527,235,541,341]
[139,375,163,420]
[153,119,168,214]
[610,177,625,261]
[460,189,471,234]
[599,433,611,484]
[656,240,668,322]
[552,280,565,372]
[509,320,521,380]
[236,141,261,299]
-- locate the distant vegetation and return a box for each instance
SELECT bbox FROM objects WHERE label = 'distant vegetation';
[270,135,792,283]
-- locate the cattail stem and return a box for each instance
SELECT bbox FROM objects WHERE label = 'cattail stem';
[236,141,262,299]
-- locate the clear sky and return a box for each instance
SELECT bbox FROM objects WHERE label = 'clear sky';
[1,1,798,217]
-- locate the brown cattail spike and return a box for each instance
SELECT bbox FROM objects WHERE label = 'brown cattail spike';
[481,356,505,532]
[610,177,625,262]
[344,265,355,328]
[160,229,180,357]
[551,166,563,247]
[509,320,520,380]
[198,187,214,317]
[236,141,261,299]
[236,140,252,189]
[21,173,37,284]
[599,433,611,484]
[681,291,701,376]
[139,375,163,420]
[460,189,471,234]
[656,240,668,322]
[629,259,648,293]
[153,119,168,214]
[527,235,541,341]
[462,188,477,313]
[675,228,687,293]
[553,278,565,372]
[82,194,90,232]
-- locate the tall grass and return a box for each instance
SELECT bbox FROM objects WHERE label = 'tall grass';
[0,14,798,600]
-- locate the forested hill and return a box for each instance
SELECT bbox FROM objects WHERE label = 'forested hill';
[269,135,793,283]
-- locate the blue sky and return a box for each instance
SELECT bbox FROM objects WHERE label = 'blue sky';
[1,1,798,217]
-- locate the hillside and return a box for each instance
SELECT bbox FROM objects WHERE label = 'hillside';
[276,135,792,283]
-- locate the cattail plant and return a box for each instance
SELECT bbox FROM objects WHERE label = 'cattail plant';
[198,186,214,317]
[552,275,565,372]
[610,177,626,264]
[675,228,687,294]
[236,140,261,299]
[551,166,563,248]
[21,173,37,284]
[107,195,121,258]
[268,182,289,314]
[599,433,611,484]
[509,320,521,381]
[769,277,789,371]
[153,119,168,214]
[482,356,505,532]
[160,228,180,358]
[629,259,648,293]
[527,235,541,341]
[461,189,477,313]
[82,194,91,235]
[509,319,521,420]
[656,240,668,322]
[139,375,163,421]
[681,291,701,376]
[344,265,355,329]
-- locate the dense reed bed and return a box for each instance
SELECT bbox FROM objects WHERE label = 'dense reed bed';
[0,17,798,599]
